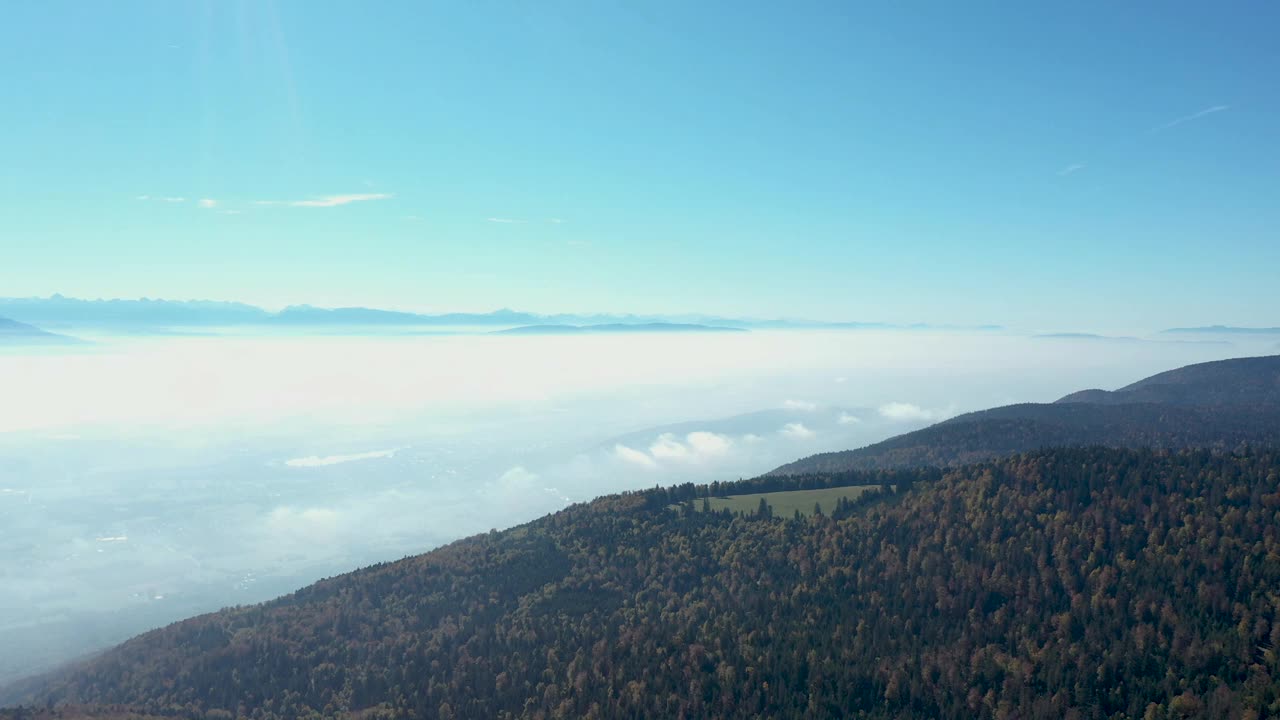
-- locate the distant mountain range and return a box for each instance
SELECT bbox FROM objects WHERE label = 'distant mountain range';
[0,295,1002,333]
[770,354,1280,474]
[493,323,745,335]
[1163,325,1280,335]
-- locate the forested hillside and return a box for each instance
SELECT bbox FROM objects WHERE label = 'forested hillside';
[773,355,1280,475]
[771,402,1280,475]
[13,447,1280,719]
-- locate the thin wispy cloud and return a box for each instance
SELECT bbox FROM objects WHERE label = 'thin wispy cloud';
[292,193,391,207]
[222,210,241,215]
[255,193,392,208]
[1057,104,1228,181]
[136,195,188,203]
[1152,105,1229,132]
[485,216,561,224]
[197,198,217,209]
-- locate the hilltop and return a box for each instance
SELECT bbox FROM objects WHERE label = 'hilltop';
[772,355,1280,475]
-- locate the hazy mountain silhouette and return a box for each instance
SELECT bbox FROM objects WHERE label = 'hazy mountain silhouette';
[0,317,83,344]
[1163,325,1280,335]
[492,323,746,335]
[0,295,998,333]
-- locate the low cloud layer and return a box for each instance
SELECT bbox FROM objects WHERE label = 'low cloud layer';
[614,430,737,468]
[878,402,949,422]
[284,449,397,467]
[0,330,1266,686]
[780,422,815,439]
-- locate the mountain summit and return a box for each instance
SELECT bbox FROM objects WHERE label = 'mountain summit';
[771,354,1280,475]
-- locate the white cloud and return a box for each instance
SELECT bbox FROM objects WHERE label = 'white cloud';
[834,376,847,384]
[1057,163,1085,177]
[198,198,217,209]
[95,536,128,543]
[614,443,657,468]
[487,217,523,224]
[496,465,539,489]
[686,431,732,457]
[643,431,734,463]
[135,195,150,200]
[878,402,945,422]
[162,197,185,203]
[566,239,592,248]
[649,433,689,460]
[222,210,241,215]
[1152,104,1229,132]
[780,422,814,439]
[783,399,816,411]
[255,194,392,208]
[837,412,861,425]
[548,218,564,224]
[284,448,397,467]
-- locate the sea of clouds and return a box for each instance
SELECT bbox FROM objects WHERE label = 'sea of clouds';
[0,328,1268,683]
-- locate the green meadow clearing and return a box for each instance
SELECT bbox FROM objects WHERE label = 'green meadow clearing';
[688,485,884,517]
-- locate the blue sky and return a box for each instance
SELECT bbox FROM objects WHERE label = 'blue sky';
[1,1,1276,331]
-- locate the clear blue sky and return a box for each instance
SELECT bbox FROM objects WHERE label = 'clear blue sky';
[1,1,1276,331]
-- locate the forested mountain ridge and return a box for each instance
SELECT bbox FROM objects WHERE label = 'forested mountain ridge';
[772,355,1280,475]
[8,447,1280,719]
[1055,355,1280,406]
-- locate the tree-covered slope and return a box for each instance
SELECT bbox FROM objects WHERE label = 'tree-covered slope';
[12,448,1280,719]
[770,402,1280,475]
